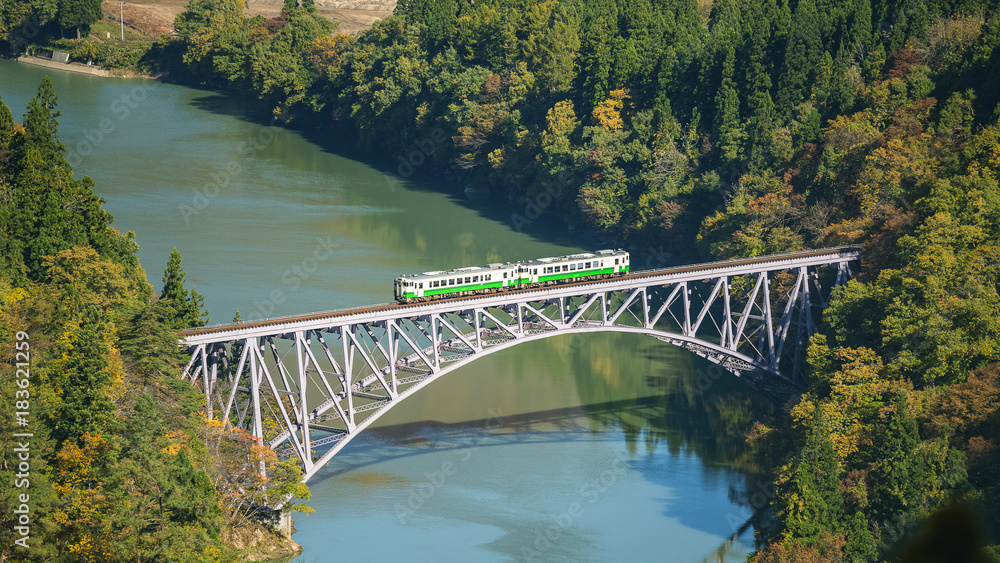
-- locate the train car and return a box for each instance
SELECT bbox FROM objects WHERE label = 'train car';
[394,250,629,303]
[394,263,519,302]
[518,249,629,285]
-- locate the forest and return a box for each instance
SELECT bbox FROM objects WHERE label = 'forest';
[3,0,1000,559]
[0,80,310,560]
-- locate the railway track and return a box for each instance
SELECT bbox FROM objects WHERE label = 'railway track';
[177,246,860,340]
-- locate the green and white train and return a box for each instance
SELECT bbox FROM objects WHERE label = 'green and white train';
[394,250,630,303]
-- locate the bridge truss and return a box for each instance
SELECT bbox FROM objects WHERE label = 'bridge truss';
[180,247,859,485]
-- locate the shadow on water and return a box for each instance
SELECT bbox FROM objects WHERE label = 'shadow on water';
[182,90,608,253]
[307,338,773,549]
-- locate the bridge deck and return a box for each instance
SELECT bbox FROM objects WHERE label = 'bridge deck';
[178,246,859,342]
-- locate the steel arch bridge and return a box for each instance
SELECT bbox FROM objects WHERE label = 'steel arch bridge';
[179,246,859,485]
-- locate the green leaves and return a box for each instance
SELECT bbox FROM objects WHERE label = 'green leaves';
[775,406,844,543]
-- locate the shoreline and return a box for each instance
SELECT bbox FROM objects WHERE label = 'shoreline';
[14,54,116,77]
[15,55,110,77]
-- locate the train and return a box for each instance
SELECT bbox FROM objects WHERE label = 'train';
[393,250,630,303]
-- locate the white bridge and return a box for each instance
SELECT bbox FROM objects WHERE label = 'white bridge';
[179,246,859,484]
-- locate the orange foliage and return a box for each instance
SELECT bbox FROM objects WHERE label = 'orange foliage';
[750,533,847,563]
[930,363,1000,444]
[886,47,918,80]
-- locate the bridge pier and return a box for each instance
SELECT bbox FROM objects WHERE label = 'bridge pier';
[250,506,295,538]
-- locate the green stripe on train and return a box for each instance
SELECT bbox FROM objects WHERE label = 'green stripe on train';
[401,266,628,298]
[530,267,616,283]
[401,280,506,298]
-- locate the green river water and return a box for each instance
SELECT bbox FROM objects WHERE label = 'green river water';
[1,59,772,562]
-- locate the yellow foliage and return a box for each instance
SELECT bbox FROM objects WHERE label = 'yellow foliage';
[106,345,127,405]
[309,34,350,72]
[591,89,629,132]
[51,433,115,559]
[488,147,505,169]
[0,284,30,310]
[162,429,189,455]
[42,246,142,314]
[793,347,904,460]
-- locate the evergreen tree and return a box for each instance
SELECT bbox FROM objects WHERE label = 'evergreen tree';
[405,0,457,53]
[0,97,13,160]
[16,76,64,165]
[578,0,616,113]
[51,306,115,445]
[160,248,208,329]
[745,18,776,168]
[118,300,186,383]
[618,0,655,96]
[777,0,824,113]
[532,2,579,94]
[714,45,745,163]
[871,395,922,525]
[775,406,845,543]
[844,510,878,563]
[106,396,225,560]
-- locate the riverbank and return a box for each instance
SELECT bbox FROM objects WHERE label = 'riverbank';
[14,54,111,77]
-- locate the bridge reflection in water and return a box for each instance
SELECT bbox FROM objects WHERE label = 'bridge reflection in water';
[179,247,859,490]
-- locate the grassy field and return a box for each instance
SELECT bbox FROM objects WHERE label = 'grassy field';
[102,0,396,37]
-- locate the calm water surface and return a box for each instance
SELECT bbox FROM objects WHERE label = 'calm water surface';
[1,60,769,562]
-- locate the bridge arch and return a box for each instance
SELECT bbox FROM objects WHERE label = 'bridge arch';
[180,246,859,488]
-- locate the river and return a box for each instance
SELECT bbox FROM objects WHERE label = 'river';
[1,59,771,562]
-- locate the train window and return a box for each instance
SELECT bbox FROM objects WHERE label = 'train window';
[569,264,576,271]
[533,269,538,275]
[585,262,591,268]
[473,276,478,282]
[465,277,471,283]
[578,262,583,269]
[419,283,423,289]
[503,272,507,278]
[449,279,455,286]
[562,265,568,272]
[615,259,619,265]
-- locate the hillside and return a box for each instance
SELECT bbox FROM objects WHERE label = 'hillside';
[102,0,394,36]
